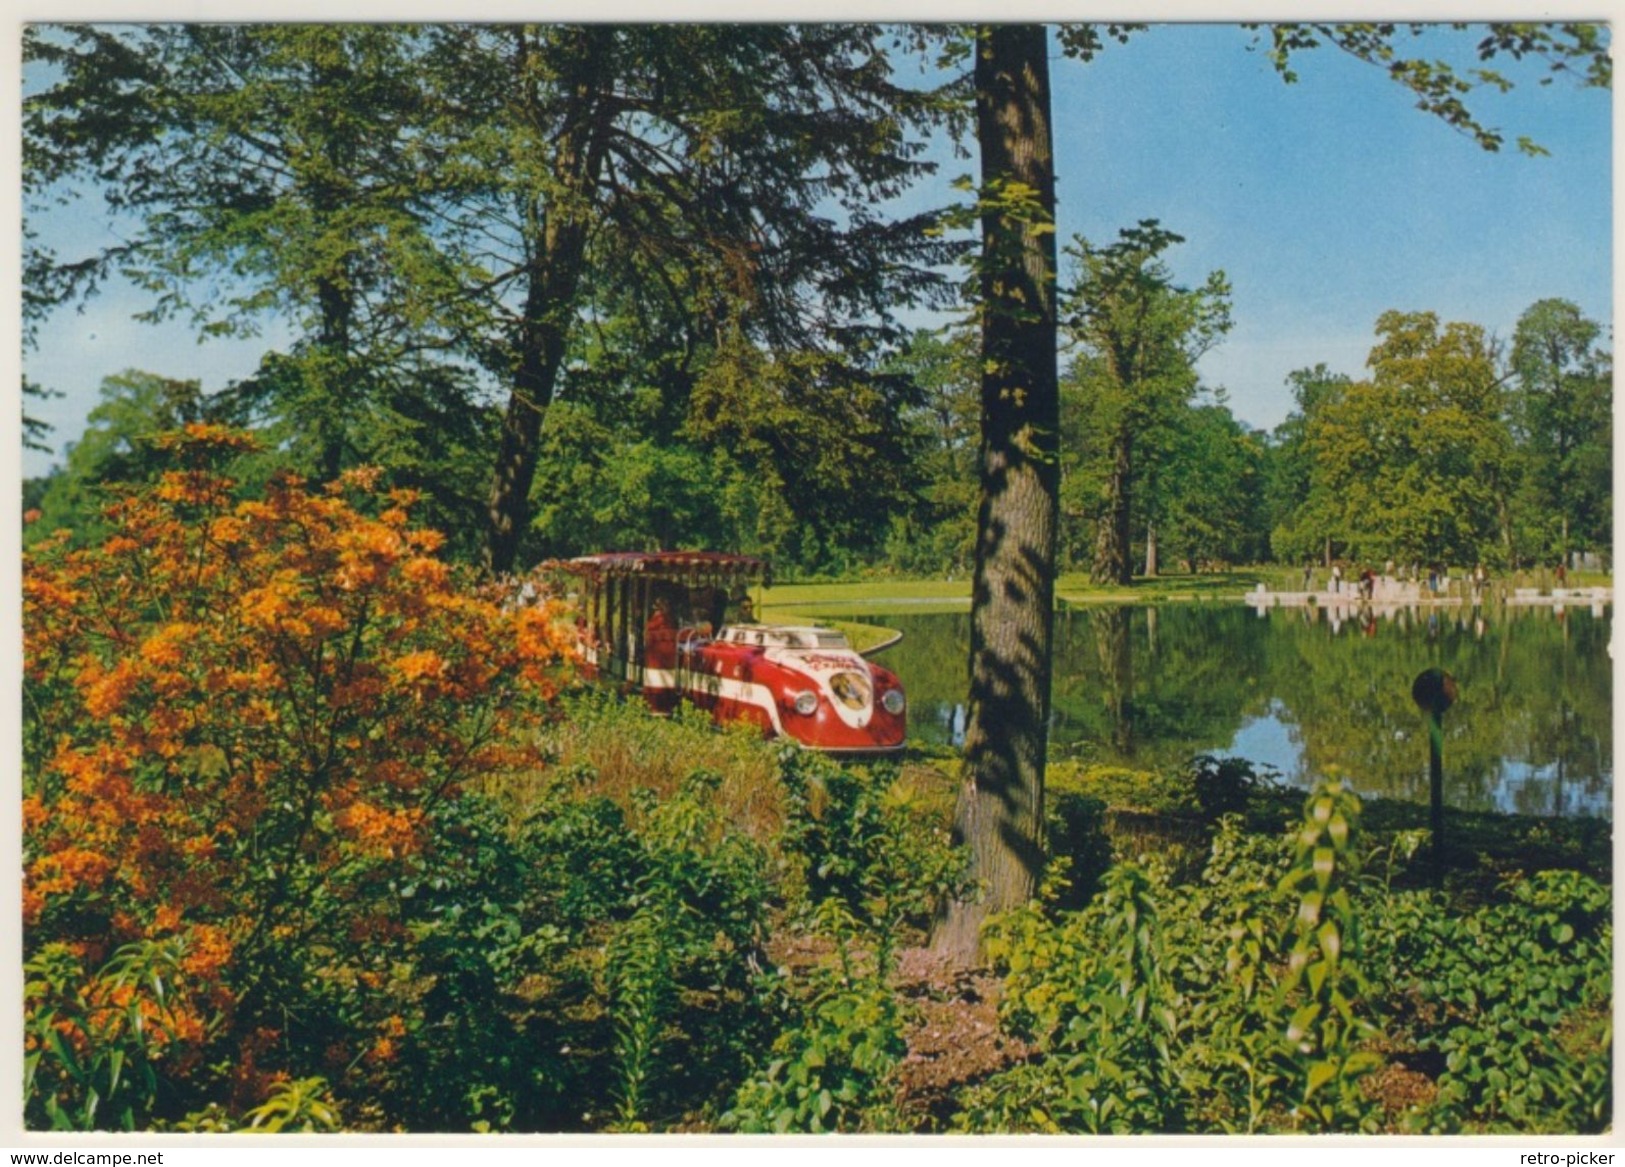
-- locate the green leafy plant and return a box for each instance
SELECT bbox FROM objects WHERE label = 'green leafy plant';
[961,863,1185,1133]
[242,1078,342,1132]
[1366,868,1612,1132]
[1270,782,1382,1131]
[24,938,208,1131]
[604,895,678,1130]
[724,902,908,1134]
[778,748,965,939]
[1191,754,1277,823]
[1044,791,1114,910]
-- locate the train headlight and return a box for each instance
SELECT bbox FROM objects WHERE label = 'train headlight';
[793,690,818,715]
[881,689,906,715]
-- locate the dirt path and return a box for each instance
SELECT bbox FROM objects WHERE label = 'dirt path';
[892,947,1030,1127]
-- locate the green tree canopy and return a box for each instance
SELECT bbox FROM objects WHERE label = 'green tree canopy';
[1266,364,1353,565]
[1508,298,1612,564]
[1060,221,1232,583]
[1304,310,1514,567]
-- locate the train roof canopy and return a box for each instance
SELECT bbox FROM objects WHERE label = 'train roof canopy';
[549,551,770,587]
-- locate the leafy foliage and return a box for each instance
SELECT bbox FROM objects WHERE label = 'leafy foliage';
[778,748,967,936]
[26,939,201,1131]
[23,427,573,1127]
[1060,221,1233,583]
[1365,869,1611,1132]
[1271,784,1381,1129]
[1310,312,1511,566]
[1507,298,1612,564]
[724,904,909,1134]
[954,781,1608,1134]
[1256,23,1610,155]
[963,863,1185,1132]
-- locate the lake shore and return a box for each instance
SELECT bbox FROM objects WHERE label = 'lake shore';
[762,570,1614,652]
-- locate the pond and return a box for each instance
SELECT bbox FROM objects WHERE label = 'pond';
[864,602,1613,819]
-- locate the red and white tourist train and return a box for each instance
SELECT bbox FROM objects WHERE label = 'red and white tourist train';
[553,552,905,753]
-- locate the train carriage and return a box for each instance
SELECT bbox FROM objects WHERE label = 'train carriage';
[551,551,905,753]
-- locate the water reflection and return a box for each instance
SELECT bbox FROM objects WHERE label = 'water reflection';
[868,603,1612,818]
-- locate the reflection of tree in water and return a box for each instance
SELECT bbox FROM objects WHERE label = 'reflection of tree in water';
[1269,605,1611,815]
[1049,606,1269,771]
[852,603,1609,818]
[1094,605,1135,756]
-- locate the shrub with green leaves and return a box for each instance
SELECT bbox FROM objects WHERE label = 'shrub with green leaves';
[25,939,202,1131]
[724,904,909,1134]
[1269,783,1382,1130]
[956,784,1388,1134]
[1191,754,1278,823]
[326,765,775,1133]
[777,748,965,939]
[1047,762,1194,815]
[958,863,1186,1133]
[1044,791,1115,910]
[1365,868,1611,1132]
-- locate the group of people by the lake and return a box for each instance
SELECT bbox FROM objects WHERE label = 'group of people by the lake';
[1301,560,1478,602]
[1296,559,1590,605]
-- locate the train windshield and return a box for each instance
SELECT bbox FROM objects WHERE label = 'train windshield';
[717,627,850,650]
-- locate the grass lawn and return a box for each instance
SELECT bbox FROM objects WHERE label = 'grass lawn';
[763,568,1280,614]
[760,570,1281,653]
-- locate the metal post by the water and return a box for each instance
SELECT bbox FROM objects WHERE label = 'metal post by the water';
[1428,710,1444,879]
[1411,668,1458,886]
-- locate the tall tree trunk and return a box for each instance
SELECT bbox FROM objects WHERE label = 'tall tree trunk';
[1143,463,1159,577]
[308,52,359,484]
[932,24,1058,966]
[1092,426,1133,584]
[484,27,612,575]
[313,271,354,482]
[1495,488,1514,567]
[485,230,591,574]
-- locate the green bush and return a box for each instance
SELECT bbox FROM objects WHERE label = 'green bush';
[723,904,909,1134]
[334,765,776,1133]
[956,784,1385,1134]
[1364,869,1611,1132]
[960,863,1185,1133]
[1191,754,1278,823]
[1044,791,1114,911]
[777,748,965,939]
[25,939,196,1131]
[1047,762,1194,815]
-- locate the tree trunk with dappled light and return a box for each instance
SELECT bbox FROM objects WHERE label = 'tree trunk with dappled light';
[932,24,1060,966]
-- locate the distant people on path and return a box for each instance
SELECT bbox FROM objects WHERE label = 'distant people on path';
[1556,562,1568,589]
[1302,562,1313,592]
[1330,563,1343,594]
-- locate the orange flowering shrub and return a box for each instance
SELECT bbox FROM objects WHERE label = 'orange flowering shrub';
[23,427,574,1127]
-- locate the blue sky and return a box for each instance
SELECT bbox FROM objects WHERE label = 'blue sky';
[16,22,1613,478]
[1041,25,1611,425]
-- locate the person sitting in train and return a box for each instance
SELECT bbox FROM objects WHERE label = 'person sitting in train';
[723,588,756,626]
[645,595,678,670]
